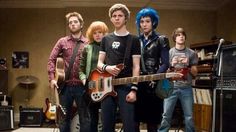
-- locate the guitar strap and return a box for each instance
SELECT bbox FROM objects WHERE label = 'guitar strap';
[65,41,81,80]
[58,41,81,94]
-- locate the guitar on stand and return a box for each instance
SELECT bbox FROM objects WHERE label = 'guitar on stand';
[88,64,183,102]
[44,98,56,121]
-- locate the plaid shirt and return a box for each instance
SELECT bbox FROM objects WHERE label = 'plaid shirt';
[47,35,88,85]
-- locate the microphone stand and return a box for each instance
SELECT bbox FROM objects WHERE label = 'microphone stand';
[212,40,224,132]
[219,51,224,132]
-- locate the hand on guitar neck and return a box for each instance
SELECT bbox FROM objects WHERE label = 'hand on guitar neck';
[102,63,124,76]
[169,67,189,81]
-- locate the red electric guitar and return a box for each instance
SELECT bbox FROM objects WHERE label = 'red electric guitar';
[88,64,183,102]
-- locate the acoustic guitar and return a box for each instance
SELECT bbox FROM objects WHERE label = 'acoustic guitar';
[88,64,183,102]
[54,57,66,125]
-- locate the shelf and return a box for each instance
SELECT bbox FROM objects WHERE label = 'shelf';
[197,65,212,73]
[190,40,232,49]
[190,40,218,49]
[192,85,213,89]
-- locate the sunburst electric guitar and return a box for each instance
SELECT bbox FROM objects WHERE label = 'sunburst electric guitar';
[88,64,182,102]
[45,98,56,121]
[54,57,66,125]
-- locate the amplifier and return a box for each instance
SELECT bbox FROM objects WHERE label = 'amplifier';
[215,77,236,90]
[194,73,213,87]
[19,107,43,127]
[0,106,14,130]
[212,89,236,132]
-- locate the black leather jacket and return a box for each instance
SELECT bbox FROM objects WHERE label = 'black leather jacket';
[140,32,170,75]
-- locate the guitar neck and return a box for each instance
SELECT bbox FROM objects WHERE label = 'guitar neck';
[112,73,166,85]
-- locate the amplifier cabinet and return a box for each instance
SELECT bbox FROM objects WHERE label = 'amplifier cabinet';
[212,89,236,132]
[0,106,14,130]
[19,107,43,127]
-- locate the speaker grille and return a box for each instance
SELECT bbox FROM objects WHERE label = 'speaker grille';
[213,89,236,132]
[19,108,43,127]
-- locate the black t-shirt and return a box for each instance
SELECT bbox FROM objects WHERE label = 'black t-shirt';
[100,33,141,78]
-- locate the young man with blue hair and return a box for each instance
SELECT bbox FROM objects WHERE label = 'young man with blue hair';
[135,7,170,132]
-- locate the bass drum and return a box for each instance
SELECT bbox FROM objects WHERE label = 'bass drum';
[70,112,80,132]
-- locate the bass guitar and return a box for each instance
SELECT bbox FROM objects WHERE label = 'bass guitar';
[88,64,182,102]
[45,98,56,121]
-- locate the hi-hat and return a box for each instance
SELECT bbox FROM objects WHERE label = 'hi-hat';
[16,75,38,84]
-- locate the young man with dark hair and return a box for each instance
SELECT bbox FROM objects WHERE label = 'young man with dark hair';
[158,27,198,132]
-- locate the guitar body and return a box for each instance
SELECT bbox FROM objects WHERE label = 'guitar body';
[88,64,183,102]
[89,69,117,102]
[45,98,56,121]
[55,57,65,85]
[54,57,66,125]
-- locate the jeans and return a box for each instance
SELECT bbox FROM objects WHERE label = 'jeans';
[101,85,135,132]
[158,87,195,132]
[89,102,101,132]
[59,85,91,132]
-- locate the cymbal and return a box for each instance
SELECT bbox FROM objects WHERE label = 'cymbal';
[16,75,38,84]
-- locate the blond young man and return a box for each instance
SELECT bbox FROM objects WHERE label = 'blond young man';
[97,3,141,132]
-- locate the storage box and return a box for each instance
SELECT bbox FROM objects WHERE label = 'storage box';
[194,104,212,132]
[193,88,212,132]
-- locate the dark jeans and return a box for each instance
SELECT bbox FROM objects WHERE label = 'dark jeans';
[59,85,91,132]
[89,102,101,132]
[101,85,135,132]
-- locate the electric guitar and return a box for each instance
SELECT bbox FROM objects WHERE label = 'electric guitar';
[45,98,56,121]
[54,57,66,125]
[88,64,183,102]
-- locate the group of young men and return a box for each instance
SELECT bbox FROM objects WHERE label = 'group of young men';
[47,3,198,132]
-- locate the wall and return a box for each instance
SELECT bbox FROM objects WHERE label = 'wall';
[0,5,229,114]
[217,0,236,42]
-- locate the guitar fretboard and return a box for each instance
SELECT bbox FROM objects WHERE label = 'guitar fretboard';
[112,73,166,85]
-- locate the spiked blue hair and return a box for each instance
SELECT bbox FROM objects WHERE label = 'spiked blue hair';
[136,7,159,35]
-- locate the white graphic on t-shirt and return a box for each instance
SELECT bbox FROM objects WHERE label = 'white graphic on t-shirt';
[171,53,189,68]
[112,41,120,49]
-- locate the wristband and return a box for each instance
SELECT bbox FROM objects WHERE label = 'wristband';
[102,64,107,72]
[131,83,138,91]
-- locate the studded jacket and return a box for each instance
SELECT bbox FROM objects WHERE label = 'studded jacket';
[140,32,170,75]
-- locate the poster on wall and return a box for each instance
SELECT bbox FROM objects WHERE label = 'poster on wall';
[12,51,29,68]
